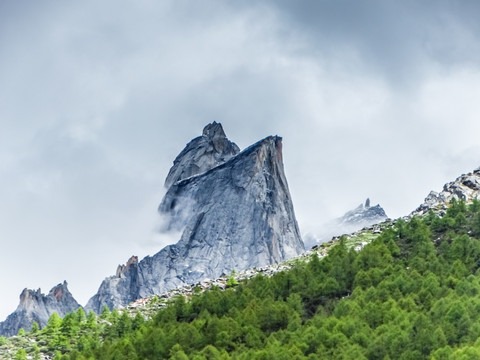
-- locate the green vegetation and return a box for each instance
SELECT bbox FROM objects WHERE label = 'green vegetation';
[226,270,239,288]
[5,198,480,359]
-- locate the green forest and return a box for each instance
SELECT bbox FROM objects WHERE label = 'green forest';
[5,198,480,359]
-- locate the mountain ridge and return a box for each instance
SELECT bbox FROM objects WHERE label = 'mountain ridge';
[411,167,480,217]
[3,121,479,339]
[0,281,80,337]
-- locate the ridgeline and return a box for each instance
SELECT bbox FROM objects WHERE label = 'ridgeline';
[3,198,480,359]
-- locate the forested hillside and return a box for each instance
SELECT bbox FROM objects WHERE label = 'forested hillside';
[4,198,480,359]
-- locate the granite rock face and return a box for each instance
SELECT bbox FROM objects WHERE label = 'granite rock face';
[0,281,80,337]
[86,124,304,313]
[164,121,240,189]
[305,198,388,248]
[411,167,480,216]
[339,198,388,227]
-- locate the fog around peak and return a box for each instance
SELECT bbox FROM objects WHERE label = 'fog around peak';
[2,0,480,319]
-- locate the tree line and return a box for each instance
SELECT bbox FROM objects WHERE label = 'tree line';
[6,198,480,359]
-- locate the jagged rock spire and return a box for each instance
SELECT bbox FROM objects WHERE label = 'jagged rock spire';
[0,281,81,337]
[86,128,304,313]
[164,122,240,189]
[304,198,388,248]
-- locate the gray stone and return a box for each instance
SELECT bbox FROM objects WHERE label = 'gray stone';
[0,281,80,337]
[164,122,240,189]
[411,168,480,217]
[339,200,387,226]
[306,198,388,248]
[85,126,304,313]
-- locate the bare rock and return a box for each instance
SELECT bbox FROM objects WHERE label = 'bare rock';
[85,127,304,313]
[164,122,240,189]
[306,198,388,248]
[411,168,480,216]
[0,281,80,337]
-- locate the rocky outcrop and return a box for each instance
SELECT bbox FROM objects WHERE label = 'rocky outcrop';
[411,167,480,216]
[86,124,304,313]
[164,121,240,189]
[339,198,388,227]
[0,281,80,337]
[305,198,388,248]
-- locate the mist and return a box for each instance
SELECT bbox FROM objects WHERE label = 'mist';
[2,1,480,320]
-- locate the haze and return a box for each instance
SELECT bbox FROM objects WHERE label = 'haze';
[2,0,480,320]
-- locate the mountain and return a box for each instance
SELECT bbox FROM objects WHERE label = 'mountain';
[305,198,388,248]
[339,198,388,227]
[85,123,304,313]
[0,281,80,337]
[411,167,480,217]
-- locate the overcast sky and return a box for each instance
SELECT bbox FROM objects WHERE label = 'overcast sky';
[2,0,480,320]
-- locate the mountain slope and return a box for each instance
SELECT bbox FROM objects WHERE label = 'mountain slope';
[7,191,480,359]
[412,167,480,216]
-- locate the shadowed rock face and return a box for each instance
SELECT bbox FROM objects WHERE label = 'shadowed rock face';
[86,124,304,313]
[0,282,80,337]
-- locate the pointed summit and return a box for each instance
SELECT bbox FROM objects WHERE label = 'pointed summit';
[340,199,387,227]
[164,122,240,188]
[0,282,80,337]
[202,121,226,143]
[305,198,388,248]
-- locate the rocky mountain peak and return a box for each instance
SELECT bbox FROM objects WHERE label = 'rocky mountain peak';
[411,167,480,216]
[164,122,240,189]
[48,281,69,301]
[202,121,226,144]
[0,282,80,337]
[340,199,388,226]
[18,288,41,310]
[305,198,388,249]
[116,256,139,278]
[86,126,304,314]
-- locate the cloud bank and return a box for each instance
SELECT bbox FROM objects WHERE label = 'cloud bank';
[1,0,480,319]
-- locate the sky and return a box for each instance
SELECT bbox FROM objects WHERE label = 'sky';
[1,0,480,320]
